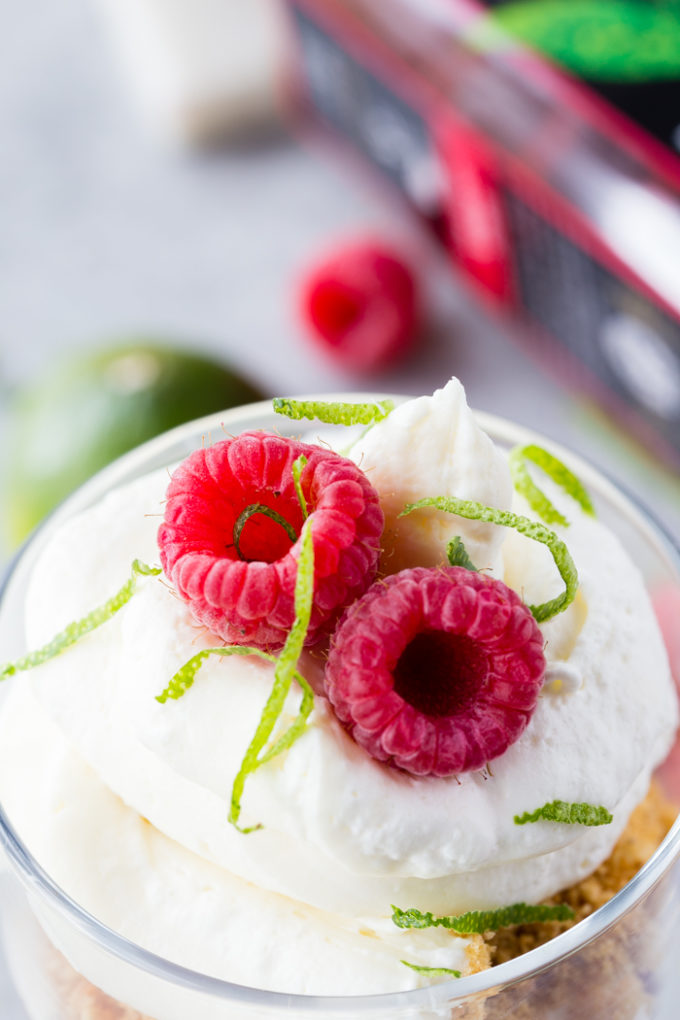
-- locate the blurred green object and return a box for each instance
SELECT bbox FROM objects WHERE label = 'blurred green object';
[4,342,264,546]
[492,1,680,81]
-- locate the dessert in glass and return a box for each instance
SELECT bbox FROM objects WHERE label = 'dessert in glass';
[0,379,678,1020]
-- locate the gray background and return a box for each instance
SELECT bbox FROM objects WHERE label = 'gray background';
[1,0,679,1015]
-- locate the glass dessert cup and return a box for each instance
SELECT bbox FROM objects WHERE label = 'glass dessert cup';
[0,398,679,1020]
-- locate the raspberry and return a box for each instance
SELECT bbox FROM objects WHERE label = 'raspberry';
[325,567,546,776]
[158,432,383,649]
[298,238,419,374]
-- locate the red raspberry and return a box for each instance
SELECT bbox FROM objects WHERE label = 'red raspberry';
[325,567,546,776]
[158,432,383,649]
[298,238,419,374]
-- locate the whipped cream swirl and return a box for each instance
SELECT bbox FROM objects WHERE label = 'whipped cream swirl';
[0,380,676,997]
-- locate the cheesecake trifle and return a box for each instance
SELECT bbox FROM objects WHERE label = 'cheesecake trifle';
[0,379,678,1020]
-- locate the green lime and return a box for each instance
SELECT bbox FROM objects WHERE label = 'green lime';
[4,342,264,546]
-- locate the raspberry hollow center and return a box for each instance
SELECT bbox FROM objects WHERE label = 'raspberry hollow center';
[234,506,299,563]
[393,631,490,718]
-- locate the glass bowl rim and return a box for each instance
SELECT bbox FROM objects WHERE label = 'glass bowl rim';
[1,395,679,1013]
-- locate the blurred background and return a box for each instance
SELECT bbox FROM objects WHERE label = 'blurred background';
[1,0,680,548]
[1,0,680,1011]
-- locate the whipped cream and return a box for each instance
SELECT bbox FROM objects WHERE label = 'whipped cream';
[348,379,513,577]
[0,379,677,1001]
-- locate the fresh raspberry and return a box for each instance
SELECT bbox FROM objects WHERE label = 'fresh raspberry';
[158,432,384,649]
[298,238,419,374]
[325,567,546,776]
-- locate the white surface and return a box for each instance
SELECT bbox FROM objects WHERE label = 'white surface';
[94,0,283,143]
[1,0,677,532]
[0,961,24,1020]
[1,0,679,1014]
[0,0,596,420]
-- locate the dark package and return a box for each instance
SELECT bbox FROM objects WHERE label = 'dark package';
[283,0,680,468]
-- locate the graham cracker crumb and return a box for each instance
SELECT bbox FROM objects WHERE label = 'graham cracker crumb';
[465,933,493,974]
[481,780,677,1020]
[488,780,676,965]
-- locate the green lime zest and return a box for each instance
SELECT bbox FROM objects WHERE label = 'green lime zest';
[391,901,574,934]
[400,497,578,623]
[156,644,272,704]
[254,668,314,768]
[233,504,297,561]
[292,455,308,519]
[273,397,395,427]
[514,800,613,827]
[400,961,461,979]
[0,559,161,682]
[509,444,595,527]
[447,537,478,572]
[229,518,316,832]
[156,642,314,831]
[156,523,315,832]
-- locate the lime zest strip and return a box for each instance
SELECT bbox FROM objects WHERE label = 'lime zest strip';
[509,444,596,527]
[156,645,272,705]
[233,504,297,561]
[229,518,316,832]
[273,397,395,427]
[447,536,478,572]
[292,455,309,520]
[400,961,461,979]
[391,902,574,934]
[156,647,313,757]
[0,559,161,681]
[399,497,578,623]
[514,800,613,827]
[255,669,314,768]
[156,521,316,834]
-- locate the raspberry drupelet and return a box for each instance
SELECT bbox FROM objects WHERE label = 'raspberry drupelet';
[158,432,384,649]
[325,566,546,776]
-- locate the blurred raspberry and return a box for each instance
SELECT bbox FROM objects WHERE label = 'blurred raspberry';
[298,238,419,374]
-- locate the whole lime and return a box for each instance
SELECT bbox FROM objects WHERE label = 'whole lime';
[4,342,264,546]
